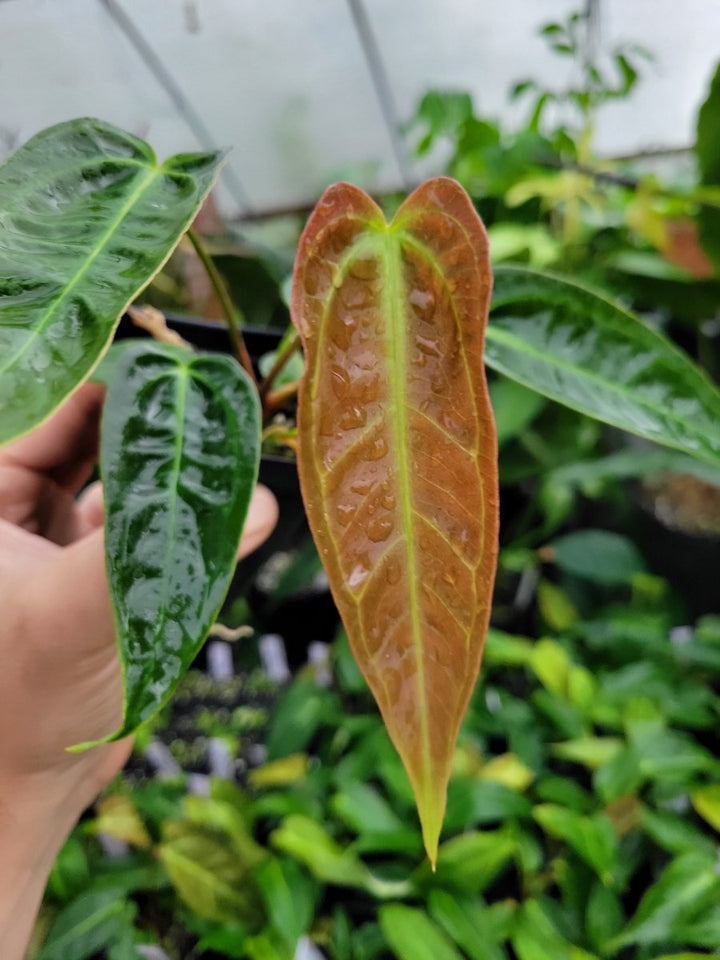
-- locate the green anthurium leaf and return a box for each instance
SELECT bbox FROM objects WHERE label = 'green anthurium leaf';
[74,341,260,745]
[0,118,225,446]
[488,266,720,469]
[379,905,465,960]
[36,888,136,960]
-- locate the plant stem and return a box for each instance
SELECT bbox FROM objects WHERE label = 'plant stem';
[258,331,301,399]
[264,382,299,417]
[186,228,256,384]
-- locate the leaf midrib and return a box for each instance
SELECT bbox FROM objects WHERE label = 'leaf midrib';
[41,897,124,955]
[0,162,160,380]
[379,228,431,797]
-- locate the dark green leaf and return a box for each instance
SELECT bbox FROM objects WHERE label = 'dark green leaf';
[0,118,224,445]
[428,890,510,960]
[697,62,720,271]
[547,529,646,585]
[488,267,720,469]
[511,899,597,960]
[420,829,515,894]
[46,837,90,902]
[608,852,720,950]
[254,857,317,951]
[86,342,260,742]
[36,888,135,960]
[532,804,617,884]
[379,905,464,960]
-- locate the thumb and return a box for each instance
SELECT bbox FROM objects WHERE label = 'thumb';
[32,527,115,660]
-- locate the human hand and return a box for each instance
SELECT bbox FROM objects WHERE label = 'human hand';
[0,383,277,955]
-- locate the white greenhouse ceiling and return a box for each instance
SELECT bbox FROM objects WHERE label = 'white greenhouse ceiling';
[0,0,718,219]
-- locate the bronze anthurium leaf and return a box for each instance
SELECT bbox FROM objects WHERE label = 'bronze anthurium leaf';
[291,177,499,864]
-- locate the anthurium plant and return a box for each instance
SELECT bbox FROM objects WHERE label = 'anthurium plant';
[2,118,720,862]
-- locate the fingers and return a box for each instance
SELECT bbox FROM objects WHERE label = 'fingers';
[239,485,278,558]
[0,383,104,494]
[73,481,105,539]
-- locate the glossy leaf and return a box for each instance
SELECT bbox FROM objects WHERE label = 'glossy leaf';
[82,342,260,743]
[0,118,224,445]
[292,178,498,864]
[488,266,720,469]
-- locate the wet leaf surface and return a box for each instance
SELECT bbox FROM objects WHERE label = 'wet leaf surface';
[88,342,260,742]
[292,177,498,863]
[0,118,224,445]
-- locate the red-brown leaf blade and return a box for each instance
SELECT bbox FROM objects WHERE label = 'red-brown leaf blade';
[292,178,498,863]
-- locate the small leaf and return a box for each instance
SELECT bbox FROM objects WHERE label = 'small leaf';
[424,829,515,894]
[36,889,135,960]
[608,852,720,950]
[159,820,261,923]
[690,784,720,832]
[270,815,372,891]
[87,795,151,849]
[479,752,535,791]
[0,118,224,445]
[532,804,617,884]
[254,857,317,952]
[82,342,260,743]
[551,737,624,769]
[248,753,309,789]
[537,581,578,631]
[488,267,720,469]
[292,178,499,864]
[547,529,646,585]
[512,899,598,960]
[379,905,464,960]
[428,890,510,960]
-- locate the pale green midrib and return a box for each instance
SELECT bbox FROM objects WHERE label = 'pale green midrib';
[42,899,123,951]
[0,162,161,380]
[485,323,720,455]
[379,228,432,797]
[155,368,188,643]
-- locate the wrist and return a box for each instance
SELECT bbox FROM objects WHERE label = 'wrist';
[0,779,81,960]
